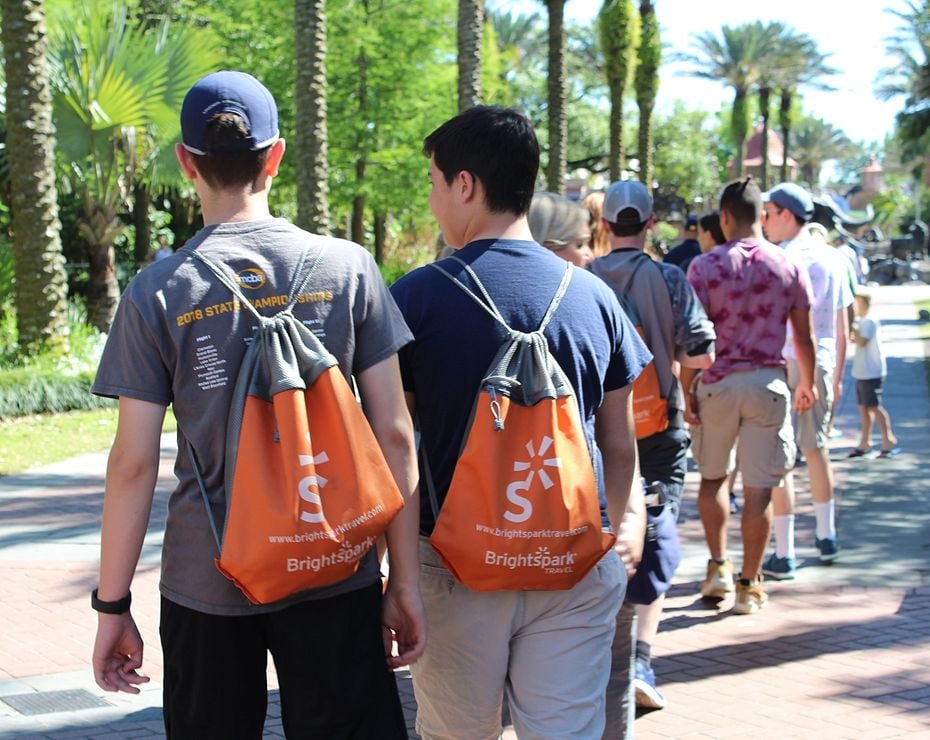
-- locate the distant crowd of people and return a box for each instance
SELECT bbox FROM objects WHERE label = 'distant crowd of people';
[89,73,898,739]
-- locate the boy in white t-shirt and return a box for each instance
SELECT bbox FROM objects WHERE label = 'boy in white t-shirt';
[849,290,900,458]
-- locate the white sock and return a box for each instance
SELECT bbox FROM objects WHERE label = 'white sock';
[773,515,795,558]
[815,501,836,540]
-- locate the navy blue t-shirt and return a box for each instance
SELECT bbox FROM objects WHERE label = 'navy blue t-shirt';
[391,238,652,535]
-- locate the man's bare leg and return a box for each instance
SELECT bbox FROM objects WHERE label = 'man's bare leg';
[698,476,728,560]
[741,486,773,579]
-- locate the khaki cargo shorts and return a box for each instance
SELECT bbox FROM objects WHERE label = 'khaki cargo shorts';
[787,358,833,450]
[691,367,795,488]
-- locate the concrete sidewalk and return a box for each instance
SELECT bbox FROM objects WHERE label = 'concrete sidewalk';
[0,284,928,739]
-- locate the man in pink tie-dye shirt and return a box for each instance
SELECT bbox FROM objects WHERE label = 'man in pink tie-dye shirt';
[683,177,815,615]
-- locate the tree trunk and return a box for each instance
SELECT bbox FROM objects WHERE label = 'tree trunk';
[635,0,659,188]
[350,33,369,246]
[133,182,151,268]
[731,89,749,178]
[600,0,637,184]
[759,86,771,189]
[545,0,566,194]
[779,89,792,182]
[457,0,482,112]
[351,160,366,245]
[80,193,122,333]
[373,212,386,265]
[295,0,330,234]
[1,0,69,353]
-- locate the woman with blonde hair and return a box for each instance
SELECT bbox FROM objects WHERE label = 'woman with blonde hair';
[528,191,594,267]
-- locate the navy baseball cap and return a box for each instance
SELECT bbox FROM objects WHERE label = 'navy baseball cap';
[181,70,279,155]
[763,183,814,222]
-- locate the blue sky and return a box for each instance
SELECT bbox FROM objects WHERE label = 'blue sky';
[488,0,906,145]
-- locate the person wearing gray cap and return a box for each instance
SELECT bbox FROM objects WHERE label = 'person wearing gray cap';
[90,70,424,737]
[761,182,854,576]
[591,179,715,722]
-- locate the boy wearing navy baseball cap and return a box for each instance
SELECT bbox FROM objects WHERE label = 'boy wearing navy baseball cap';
[90,71,424,737]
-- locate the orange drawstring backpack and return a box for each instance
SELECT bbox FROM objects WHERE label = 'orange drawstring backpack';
[423,258,615,591]
[186,245,404,604]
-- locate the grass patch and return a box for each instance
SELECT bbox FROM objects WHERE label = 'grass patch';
[0,406,177,476]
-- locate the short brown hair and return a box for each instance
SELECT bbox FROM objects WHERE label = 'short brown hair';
[191,113,271,190]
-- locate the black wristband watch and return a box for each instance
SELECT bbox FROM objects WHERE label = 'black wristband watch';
[91,588,132,614]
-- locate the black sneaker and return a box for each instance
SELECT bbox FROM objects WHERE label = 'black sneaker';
[815,537,839,562]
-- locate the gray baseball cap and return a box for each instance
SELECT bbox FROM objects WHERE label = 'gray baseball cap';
[603,180,653,224]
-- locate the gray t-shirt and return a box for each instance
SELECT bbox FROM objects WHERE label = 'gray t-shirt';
[93,218,412,615]
[591,249,715,413]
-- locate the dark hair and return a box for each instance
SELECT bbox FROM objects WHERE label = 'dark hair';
[719,177,762,227]
[423,105,539,215]
[191,113,271,190]
[605,211,650,237]
[699,211,726,245]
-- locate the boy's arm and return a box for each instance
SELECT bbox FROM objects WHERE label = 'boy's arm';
[356,355,425,668]
[834,307,849,398]
[595,385,638,523]
[93,397,165,694]
[680,366,703,425]
[789,307,817,412]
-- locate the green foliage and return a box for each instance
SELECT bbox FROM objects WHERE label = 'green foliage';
[651,102,726,209]
[0,294,109,418]
[327,0,456,243]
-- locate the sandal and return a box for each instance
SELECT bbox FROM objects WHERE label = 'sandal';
[846,448,869,458]
[878,447,901,458]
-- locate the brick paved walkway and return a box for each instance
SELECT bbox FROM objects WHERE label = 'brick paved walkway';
[0,285,927,738]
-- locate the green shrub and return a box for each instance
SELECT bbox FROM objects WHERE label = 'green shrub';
[0,295,110,418]
[0,367,113,419]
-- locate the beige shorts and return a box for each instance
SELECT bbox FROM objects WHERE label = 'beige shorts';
[691,367,795,488]
[412,538,623,739]
[787,359,833,450]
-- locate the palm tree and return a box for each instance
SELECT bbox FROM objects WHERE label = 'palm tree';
[678,22,773,177]
[458,0,483,112]
[487,10,544,113]
[877,0,930,102]
[877,1,930,157]
[634,0,659,188]
[544,0,567,193]
[752,21,793,189]
[49,5,216,331]
[295,0,330,234]
[792,117,854,186]
[599,0,639,182]
[771,31,835,182]
[1,0,69,353]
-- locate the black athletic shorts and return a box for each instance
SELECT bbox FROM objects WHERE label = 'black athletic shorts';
[636,409,690,521]
[856,377,884,408]
[160,581,406,739]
